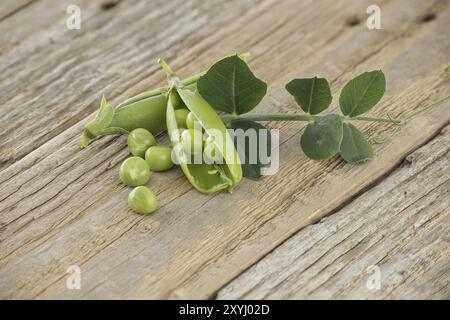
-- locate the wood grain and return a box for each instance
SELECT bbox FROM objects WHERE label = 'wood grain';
[0,0,261,169]
[218,126,450,300]
[0,0,34,22]
[0,0,449,299]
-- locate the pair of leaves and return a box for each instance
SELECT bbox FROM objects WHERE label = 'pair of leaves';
[286,71,385,117]
[198,55,270,179]
[301,115,373,163]
[287,71,384,163]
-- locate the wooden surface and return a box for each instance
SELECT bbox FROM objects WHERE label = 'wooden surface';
[0,0,449,299]
[218,126,450,299]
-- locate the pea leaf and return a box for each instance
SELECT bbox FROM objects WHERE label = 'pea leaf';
[197,55,267,115]
[285,77,332,114]
[229,120,271,180]
[340,123,373,163]
[300,114,343,160]
[339,70,385,117]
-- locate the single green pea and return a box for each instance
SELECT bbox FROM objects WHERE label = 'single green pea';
[186,111,196,129]
[145,146,174,171]
[119,156,151,186]
[203,135,220,163]
[128,186,158,214]
[127,128,156,158]
[180,128,204,156]
[174,109,190,129]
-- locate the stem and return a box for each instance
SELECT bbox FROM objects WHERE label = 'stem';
[402,95,450,123]
[158,58,176,77]
[350,115,402,124]
[158,58,182,88]
[182,72,204,86]
[222,112,403,125]
[221,113,314,123]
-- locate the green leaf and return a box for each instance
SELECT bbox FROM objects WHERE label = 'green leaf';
[340,123,373,163]
[229,120,271,180]
[197,55,267,115]
[285,77,332,114]
[339,70,386,117]
[300,114,343,160]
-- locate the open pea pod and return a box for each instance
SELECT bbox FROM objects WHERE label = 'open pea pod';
[166,88,242,193]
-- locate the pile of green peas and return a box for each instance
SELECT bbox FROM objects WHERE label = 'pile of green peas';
[120,128,175,214]
[174,109,218,160]
[120,109,215,214]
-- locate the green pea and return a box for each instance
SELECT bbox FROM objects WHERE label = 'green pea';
[186,111,196,129]
[128,186,158,214]
[127,128,156,158]
[119,156,151,186]
[180,128,204,156]
[203,135,220,163]
[174,109,190,129]
[145,146,174,171]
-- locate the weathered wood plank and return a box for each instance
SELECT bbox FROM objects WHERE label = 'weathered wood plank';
[0,0,34,22]
[0,0,261,169]
[0,0,449,299]
[217,126,450,300]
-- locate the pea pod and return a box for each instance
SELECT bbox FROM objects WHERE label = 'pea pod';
[82,53,249,147]
[166,88,242,193]
[82,93,167,147]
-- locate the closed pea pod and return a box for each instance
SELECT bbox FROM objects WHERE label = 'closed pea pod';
[145,146,174,171]
[82,80,191,147]
[111,94,167,133]
[83,93,167,147]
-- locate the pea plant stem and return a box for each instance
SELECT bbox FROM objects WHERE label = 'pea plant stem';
[158,58,175,77]
[158,59,183,89]
[221,113,401,124]
[221,113,313,123]
[350,115,401,124]
[182,72,204,86]
[402,95,450,122]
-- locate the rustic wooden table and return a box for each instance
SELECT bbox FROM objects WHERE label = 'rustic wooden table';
[0,0,449,299]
